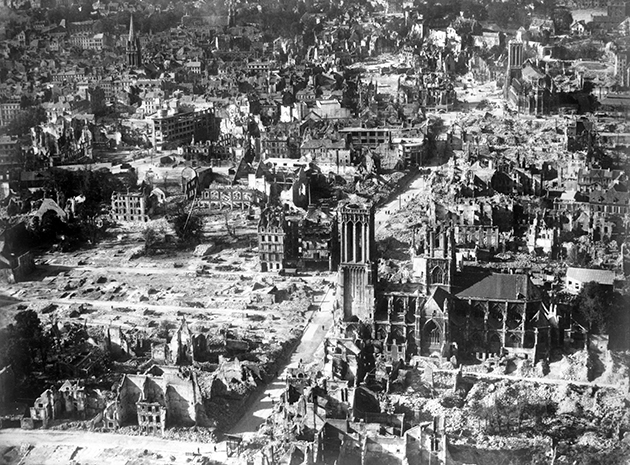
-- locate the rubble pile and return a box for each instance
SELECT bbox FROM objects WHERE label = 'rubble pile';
[394,371,630,462]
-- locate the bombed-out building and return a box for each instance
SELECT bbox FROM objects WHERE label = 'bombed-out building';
[504,40,555,115]
[116,365,202,435]
[257,205,300,272]
[332,202,551,367]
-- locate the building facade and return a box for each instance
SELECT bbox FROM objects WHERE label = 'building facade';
[258,206,300,272]
[151,108,216,152]
[111,192,148,222]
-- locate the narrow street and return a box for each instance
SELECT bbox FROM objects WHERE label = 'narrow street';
[229,278,336,435]
[375,170,428,233]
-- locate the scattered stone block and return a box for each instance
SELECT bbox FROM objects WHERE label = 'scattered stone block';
[193,243,216,257]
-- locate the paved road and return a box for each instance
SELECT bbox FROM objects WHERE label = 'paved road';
[229,281,336,435]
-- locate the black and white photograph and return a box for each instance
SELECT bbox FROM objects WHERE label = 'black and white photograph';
[0,0,629,462]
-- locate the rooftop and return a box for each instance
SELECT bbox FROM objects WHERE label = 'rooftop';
[566,267,615,285]
[456,273,541,301]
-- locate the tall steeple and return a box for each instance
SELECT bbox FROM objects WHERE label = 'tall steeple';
[127,14,141,68]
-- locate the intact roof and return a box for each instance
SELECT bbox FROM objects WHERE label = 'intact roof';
[566,267,614,285]
[456,273,541,301]
[522,63,546,80]
[429,286,451,308]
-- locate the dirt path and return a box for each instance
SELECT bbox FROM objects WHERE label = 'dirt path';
[0,428,234,464]
[27,297,269,316]
[229,282,336,435]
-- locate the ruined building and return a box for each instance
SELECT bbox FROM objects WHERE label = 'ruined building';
[370,225,456,362]
[452,273,551,361]
[257,205,300,272]
[111,191,149,223]
[300,206,336,271]
[151,319,206,365]
[504,40,554,115]
[334,216,551,366]
[116,366,201,435]
[29,380,106,428]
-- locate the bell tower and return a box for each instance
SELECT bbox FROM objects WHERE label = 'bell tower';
[411,224,455,294]
[336,199,376,321]
[504,40,523,98]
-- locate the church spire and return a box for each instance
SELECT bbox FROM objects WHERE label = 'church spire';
[126,14,141,68]
[128,14,136,43]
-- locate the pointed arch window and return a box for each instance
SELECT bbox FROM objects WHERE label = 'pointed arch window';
[431,266,444,284]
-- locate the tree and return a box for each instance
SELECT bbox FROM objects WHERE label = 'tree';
[487,2,517,28]
[552,8,573,34]
[5,105,46,136]
[567,243,590,266]
[0,310,49,376]
[172,212,203,244]
[224,211,235,237]
[143,223,163,252]
[573,282,614,333]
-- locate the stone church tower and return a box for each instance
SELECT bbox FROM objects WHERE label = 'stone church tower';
[127,15,142,68]
[336,199,377,321]
[411,225,456,358]
[411,224,455,294]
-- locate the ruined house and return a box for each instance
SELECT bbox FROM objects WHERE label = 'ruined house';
[152,318,202,365]
[313,414,451,465]
[300,207,335,271]
[251,158,309,208]
[257,205,300,272]
[30,388,59,427]
[116,365,202,435]
[110,191,149,223]
[324,337,361,383]
[526,215,558,256]
[105,325,150,358]
[300,138,353,176]
[29,380,105,427]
